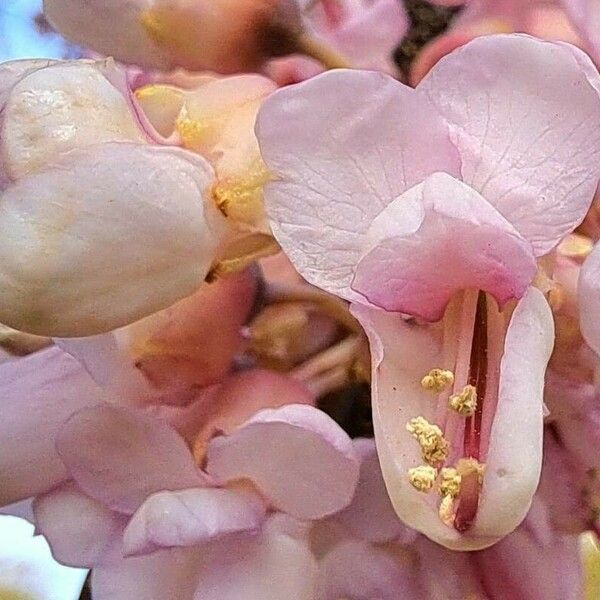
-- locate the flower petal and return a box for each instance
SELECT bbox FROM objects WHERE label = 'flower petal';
[57,267,259,407]
[333,438,414,544]
[205,404,359,520]
[183,369,315,454]
[33,482,126,568]
[0,142,226,336]
[192,514,317,600]
[122,488,267,556]
[328,0,408,72]
[579,241,600,356]
[56,405,207,513]
[0,347,105,505]
[474,287,554,541]
[352,173,536,321]
[419,34,600,255]
[256,68,461,301]
[43,0,171,70]
[317,539,421,600]
[92,547,201,600]
[1,61,144,181]
[0,59,57,107]
[351,285,553,550]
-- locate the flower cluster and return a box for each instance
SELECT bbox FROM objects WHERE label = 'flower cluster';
[1,0,600,598]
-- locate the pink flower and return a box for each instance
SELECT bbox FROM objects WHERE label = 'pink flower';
[0,59,228,337]
[268,0,408,83]
[255,34,600,548]
[412,0,582,85]
[31,402,359,599]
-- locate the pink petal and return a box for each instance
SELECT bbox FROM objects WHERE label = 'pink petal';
[180,369,315,453]
[473,287,555,539]
[122,488,267,556]
[333,438,415,544]
[192,514,317,600]
[0,347,105,505]
[328,0,408,73]
[256,69,461,302]
[562,0,600,61]
[419,34,600,255]
[92,547,202,600]
[33,482,126,568]
[351,286,553,550]
[206,404,359,520]
[56,405,206,514]
[317,539,421,600]
[475,499,584,600]
[0,142,226,336]
[58,268,259,407]
[352,173,537,321]
[579,242,600,356]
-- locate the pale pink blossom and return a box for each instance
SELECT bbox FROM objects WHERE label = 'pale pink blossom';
[0,59,228,337]
[31,402,359,598]
[256,34,600,548]
[412,0,582,85]
[268,0,408,83]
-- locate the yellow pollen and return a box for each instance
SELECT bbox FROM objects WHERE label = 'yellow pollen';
[406,416,450,465]
[408,465,438,493]
[439,467,461,498]
[449,385,477,417]
[457,457,486,484]
[421,368,455,393]
[438,494,456,527]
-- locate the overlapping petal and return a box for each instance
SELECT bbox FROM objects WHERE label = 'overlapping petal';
[352,173,537,320]
[1,61,145,181]
[419,34,600,255]
[0,142,227,336]
[0,347,105,505]
[56,405,207,513]
[33,482,126,568]
[122,488,267,556]
[256,69,461,301]
[205,404,359,519]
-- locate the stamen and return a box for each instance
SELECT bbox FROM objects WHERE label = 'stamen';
[439,467,461,498]
[439,494,456,527]
[408,465,438,492]
[449,385,477,417]
[406,416,450,465]
[421,368,455,393]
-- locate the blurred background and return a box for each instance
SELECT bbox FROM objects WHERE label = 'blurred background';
[0,0,76,61]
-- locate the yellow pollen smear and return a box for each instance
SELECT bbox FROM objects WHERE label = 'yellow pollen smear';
[421,368,455,393]
[558,233,594,260]
[457,457,486,484]
[212,159,272,224]
[408,465,438,493]
[406,416,450,465]
[439,467,461,498]
[176,113,213,149]
[449,384,477,417]
[438,494,456,527]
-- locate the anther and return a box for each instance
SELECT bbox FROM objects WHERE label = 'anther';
[421,368,455,393]
[406,416,450,465]
[449,385,477,417]
[408,465,438,493]
[439,467,461,498]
